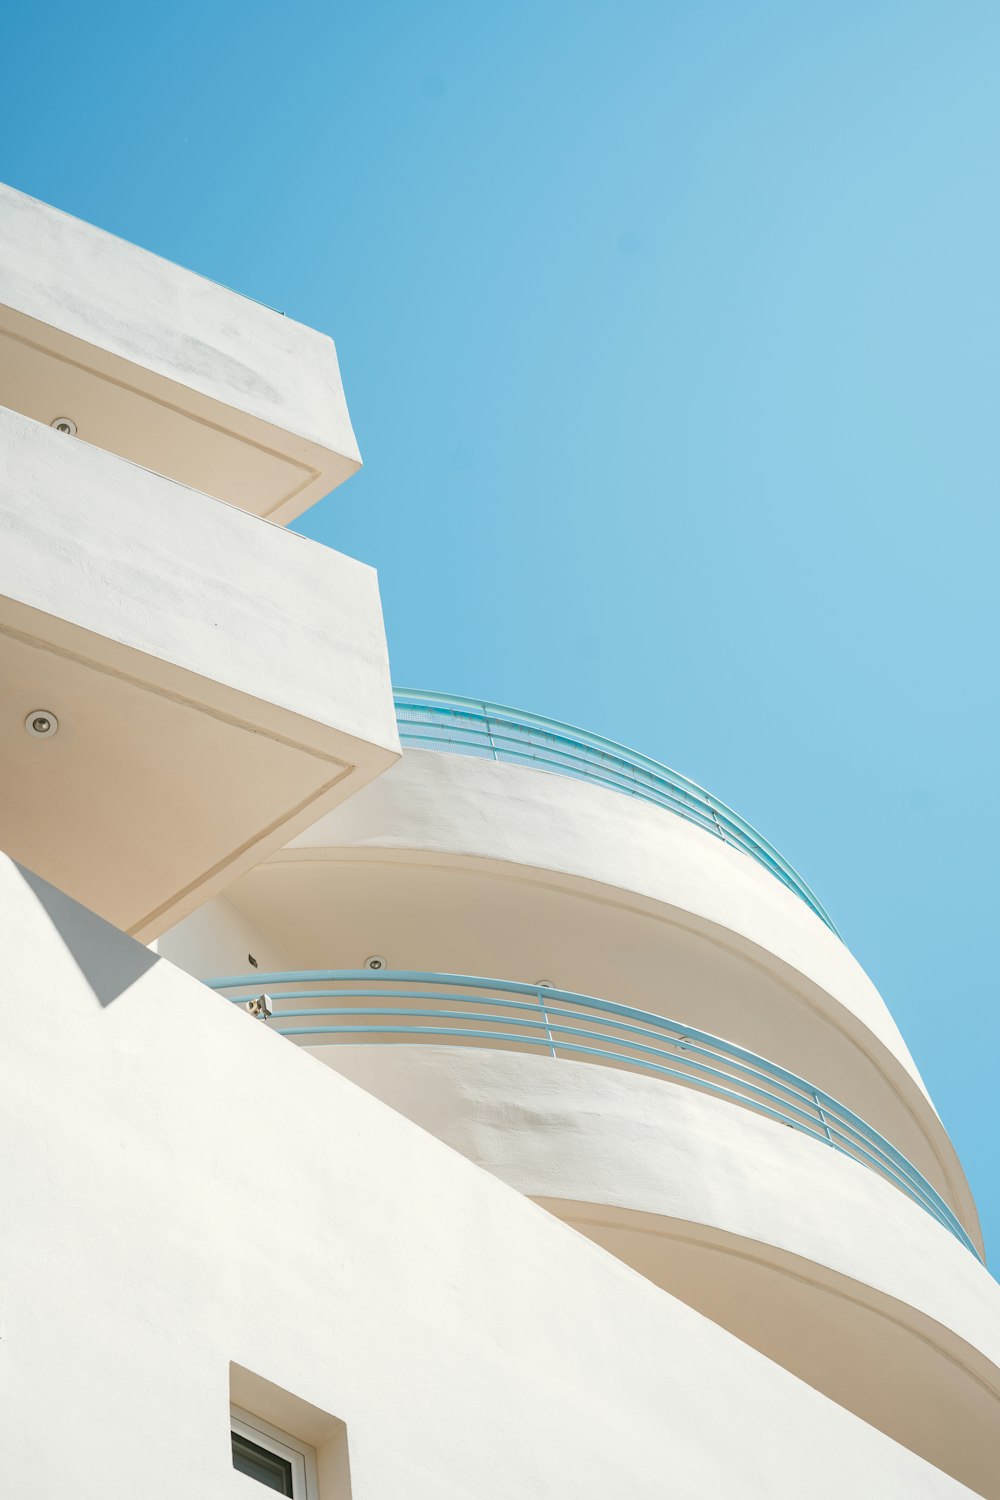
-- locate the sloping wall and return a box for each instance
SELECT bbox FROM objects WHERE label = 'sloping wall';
[0,856,977,1498]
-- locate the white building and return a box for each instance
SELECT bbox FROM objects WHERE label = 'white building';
[0,181,997,1499]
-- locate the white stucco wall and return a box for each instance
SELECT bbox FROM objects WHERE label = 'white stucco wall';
[154,896,297,978]
[321,1044,1000,1495]
[323,1043,997,1356]
[0,855,978,1499]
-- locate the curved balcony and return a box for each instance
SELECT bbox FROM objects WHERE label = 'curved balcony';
[179,739,981,1248]
[393,689,839,936]
[203,968,977,1258]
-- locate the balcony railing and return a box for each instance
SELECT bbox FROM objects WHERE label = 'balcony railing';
[393,689,839,936]
[205,969,977,1258]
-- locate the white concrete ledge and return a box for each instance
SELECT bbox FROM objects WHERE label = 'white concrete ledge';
[0,407,398,938]
[0,856,978,1499]
[0,182,360,519]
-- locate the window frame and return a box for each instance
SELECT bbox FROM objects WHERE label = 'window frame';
[230,1404,318,1499]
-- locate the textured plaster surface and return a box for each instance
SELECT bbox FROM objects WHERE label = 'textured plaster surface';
[155,896,297,978]
[323,1044,1000,1494]
[325,1044,999,1364]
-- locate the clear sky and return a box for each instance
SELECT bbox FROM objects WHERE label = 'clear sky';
[3,2,998,1260]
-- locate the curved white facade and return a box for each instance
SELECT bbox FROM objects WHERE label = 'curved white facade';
[5,186,997,1500]
[156,731,1000,1494]
[212,749,980,1243]
[1,855,981,1500]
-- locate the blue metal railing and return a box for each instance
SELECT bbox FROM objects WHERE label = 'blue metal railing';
[205,969,978,1258]
[393,689,839,937]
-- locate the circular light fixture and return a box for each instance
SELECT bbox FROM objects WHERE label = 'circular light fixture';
[25,709,59,739]
[50,417,77,437]
[364,955,386,971]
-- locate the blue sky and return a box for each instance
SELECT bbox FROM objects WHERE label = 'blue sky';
[3,2,998,1259]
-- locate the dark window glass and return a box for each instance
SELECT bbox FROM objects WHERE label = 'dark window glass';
[231,1430,295,1495]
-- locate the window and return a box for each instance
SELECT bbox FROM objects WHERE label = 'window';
[231,1407,317,1498]
[232,1430,294,1494]
[229,1364,351,1499]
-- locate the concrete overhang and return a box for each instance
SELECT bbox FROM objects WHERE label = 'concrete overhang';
[0,182,361,521]
[0,406,399,940]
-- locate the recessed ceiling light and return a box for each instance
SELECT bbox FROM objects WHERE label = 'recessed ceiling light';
[50,417,77,436]
[364,956,387,971]
[25,710,59,738]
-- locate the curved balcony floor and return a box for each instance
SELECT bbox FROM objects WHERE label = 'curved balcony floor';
[318,1044,1000,1500]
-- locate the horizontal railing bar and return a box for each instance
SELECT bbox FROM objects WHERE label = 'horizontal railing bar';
[397,723,740,831]
[205,967,956,1200]
[397,721,715,806]
[204,969,941,1159]
[262,1003,820,1104]
[395,708,827,906]
[205,970,976,1254]
[402,738,726,826]
[398,731,745,843]
[206,969,853,1102]
[212,977,844,1112]
[254,995,829,1114]
[393,695,813,870]
[397,693,826,891]
[395,689,732,800]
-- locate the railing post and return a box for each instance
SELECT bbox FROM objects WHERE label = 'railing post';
[537,985,558,1059]
[814,1090,834,1144]
[482,704,500,762]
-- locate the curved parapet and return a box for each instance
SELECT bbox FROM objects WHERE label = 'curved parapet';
[226,744,980,1247]
[281,748,912,1078]
[393,689,839,932]
[206,970,975,1255]
[316,1043,1000,1499]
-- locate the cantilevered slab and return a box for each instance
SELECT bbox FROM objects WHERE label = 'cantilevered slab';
[0,407,398,940]
[0,182,360,521]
